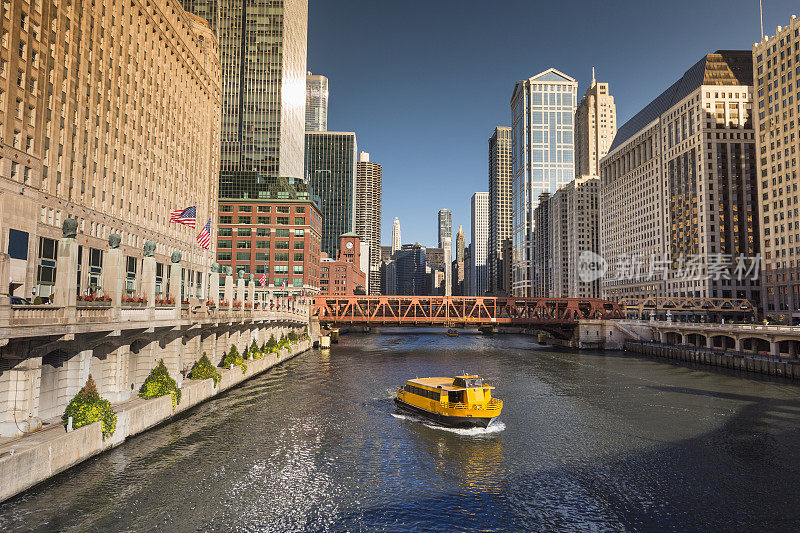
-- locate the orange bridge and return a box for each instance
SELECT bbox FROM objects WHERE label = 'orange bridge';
[313,296,623,336]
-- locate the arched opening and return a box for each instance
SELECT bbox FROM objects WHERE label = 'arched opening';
[663,331,682,345]
[687,333,706,347]
[39,349,73,420]
[777,340,800,359]
[740,337,770,355]
[709,335,736,351]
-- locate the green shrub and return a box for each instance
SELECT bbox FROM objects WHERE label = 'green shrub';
[288,330,298,344]
[33,296,43,305]
[63,375,117,439]
[222,344,247,374]
[278,333,290,349]
[139,360,181,408]
[189,353,221,386]
[301,326,310,341]
[264,334,279,354]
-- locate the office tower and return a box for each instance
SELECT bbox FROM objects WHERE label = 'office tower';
[305,131,358,260]
[442,237,453,297]
[7,2,220,302]
[306,72,329,132]
[532,194,552,298]
[488,127,513,295]
[356,152,383,294]
[392,217,402,255]
[600,51,759,311]
[217,176,322,295]
[463,245,473,297]
[575,70,617,176]
[453,226,466,295]
[511,69,578,296]
[755,20,800,321]
[470,193,490,296]
[549,177,600,298]
[181,0,308,178]
[456,225,466,262]
[395,244,428,295]
[438,209,453,248]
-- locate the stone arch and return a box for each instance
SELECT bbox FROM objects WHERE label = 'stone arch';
[709,334,736,351]
[687,333,707,347]
[663,331,683,345]
[740,336,771,355]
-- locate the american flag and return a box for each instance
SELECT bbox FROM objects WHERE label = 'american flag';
[259,272,267,288]
[196,220,211,249]
[170,206,197,227]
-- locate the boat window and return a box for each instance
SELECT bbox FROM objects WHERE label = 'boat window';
[465,379,483,387]
[404,384,441,401]
[448,391,464,404]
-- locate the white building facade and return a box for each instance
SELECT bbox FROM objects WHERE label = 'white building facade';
[470,192,490,296]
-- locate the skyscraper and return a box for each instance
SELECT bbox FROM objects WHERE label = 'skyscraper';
[600,50,759,310]
[511,68,577,296]
[356,152,383,294]
[306,72,329,132]
[575,70,617,176]
[438,209,452,248]
[754,20,800,321]
[470,193,490,296]
[392,217,402,255]
[488,127,513,296]
[181,0,308,178]
[305,131,358,260]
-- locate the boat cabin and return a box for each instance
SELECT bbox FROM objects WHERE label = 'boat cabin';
[405,375,493,406]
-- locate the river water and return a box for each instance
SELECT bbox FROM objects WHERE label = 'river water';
[2,330,800,532]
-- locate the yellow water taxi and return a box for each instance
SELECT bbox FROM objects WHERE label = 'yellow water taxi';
[394,374,503,428]
[447,329,459,337]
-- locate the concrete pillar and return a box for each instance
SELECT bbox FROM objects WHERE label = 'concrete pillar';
[224,269,234,306]
[733,337,741,352]
[170,253,182,318]
[706,335,714,349]
[160,332,182,379]
[0,357,43,437]
[681,333,688,345]
[141,243,157,312]
[248,276,255,308]
[215,329,229,364]
[236,271,246,305]
[53,228,78,312]
[770,340,781,358]
[105,241,124,318]
[0,253,10,323]
[210,267,220,305]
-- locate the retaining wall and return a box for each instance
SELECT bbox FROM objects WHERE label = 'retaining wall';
[624,341,800,380]
[0,341,312,503]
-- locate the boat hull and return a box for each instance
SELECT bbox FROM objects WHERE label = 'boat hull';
[394,398,497,428]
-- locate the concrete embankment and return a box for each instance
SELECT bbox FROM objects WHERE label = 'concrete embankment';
[0,341,313,503]
[625,340,800,380]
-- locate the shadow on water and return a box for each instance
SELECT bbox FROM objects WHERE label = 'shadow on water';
[2,332,800,532]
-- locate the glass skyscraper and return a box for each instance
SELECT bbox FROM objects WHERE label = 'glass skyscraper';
[306,72,329,132]
[305,132,358,259]
[437,209,452,249]
[181,0,308,178]
[510,68,577,296]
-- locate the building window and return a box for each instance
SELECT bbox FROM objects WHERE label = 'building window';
[219,216,232,224]
[236,252,251,261]
[218,240,232,248]
[237,216,251,224]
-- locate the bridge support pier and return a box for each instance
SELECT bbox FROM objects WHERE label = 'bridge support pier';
[0,356,42,437]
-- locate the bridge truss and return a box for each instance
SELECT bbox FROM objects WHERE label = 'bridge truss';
[313,296,623,334]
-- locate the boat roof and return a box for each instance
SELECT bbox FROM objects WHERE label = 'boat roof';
[407,376,494,391]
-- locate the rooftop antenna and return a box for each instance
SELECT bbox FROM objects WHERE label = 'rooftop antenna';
[591,66,596,87]
[760,0,764,40]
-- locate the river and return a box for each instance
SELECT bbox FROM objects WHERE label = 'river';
[2,329,800,531]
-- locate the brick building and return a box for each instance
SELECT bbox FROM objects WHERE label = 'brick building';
[320,233,367,296]
[217,174,322,297]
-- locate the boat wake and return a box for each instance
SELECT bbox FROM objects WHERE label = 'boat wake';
[391,412,506,436]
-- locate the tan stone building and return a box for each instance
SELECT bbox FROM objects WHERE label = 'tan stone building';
[600,51,760,311]
[753,17,800,322]
[575,74,617,176]
[549,176,600,299]
[0,0,221,301]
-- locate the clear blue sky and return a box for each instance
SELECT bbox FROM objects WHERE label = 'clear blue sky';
[308,0,796,249]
